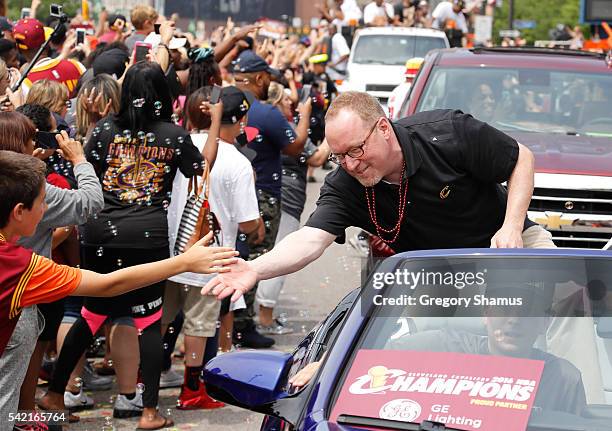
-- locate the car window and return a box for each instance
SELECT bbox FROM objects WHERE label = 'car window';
[330,255,612,429]
[287,289,358,393]
[416,66,612,137]
[353,35,446,66]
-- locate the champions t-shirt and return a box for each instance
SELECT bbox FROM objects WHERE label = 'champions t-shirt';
[80,117,202,249]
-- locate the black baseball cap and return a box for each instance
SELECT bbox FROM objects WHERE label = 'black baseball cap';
[232,49,280,78]
[0,17,13,32]
[92,48,129,78]
[220,86,254,125]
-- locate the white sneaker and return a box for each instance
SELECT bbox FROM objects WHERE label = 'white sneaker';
[113,392,143,418]
[64,389,94,411]
[159,368,183,388]
[257,319,294,335]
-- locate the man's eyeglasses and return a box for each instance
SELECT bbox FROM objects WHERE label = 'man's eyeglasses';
[328,119,379,165]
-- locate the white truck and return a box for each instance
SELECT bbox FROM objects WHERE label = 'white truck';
[338,27,448,106]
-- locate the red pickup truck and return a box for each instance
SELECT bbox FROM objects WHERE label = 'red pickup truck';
[397,47,612,249]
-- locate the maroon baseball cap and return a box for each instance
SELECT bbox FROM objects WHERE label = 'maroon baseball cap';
[13,18,46,51]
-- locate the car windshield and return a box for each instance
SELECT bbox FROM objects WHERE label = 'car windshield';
[331,255,612,431]
[416,67,612,137]
[353,35,446,66]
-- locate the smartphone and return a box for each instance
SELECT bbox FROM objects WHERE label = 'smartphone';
[154,23,161,34]
[35,131,60,150]
[300,84,312,104]
[20,8,31,19]
[133,42,152,63]
[210,85,222,104]
[50,4,63,18]
[76,29,86,45]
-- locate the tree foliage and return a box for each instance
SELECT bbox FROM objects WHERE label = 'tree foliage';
[7,0,81,23]
[492,0,587,43]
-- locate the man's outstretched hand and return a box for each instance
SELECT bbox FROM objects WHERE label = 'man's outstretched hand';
[201,258,258,302]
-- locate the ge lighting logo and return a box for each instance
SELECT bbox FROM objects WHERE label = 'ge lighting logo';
[379,399,422,422]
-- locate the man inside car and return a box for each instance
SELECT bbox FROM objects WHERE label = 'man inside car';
[291,284,587,416]
[386,283,587,415]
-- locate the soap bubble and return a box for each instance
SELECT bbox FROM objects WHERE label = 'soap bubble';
[153,101,162,110]
[133,98,146,108]
[145,132,156,142]
[136,383,145,393]
[272,173,279,181]
[96,247,104,257]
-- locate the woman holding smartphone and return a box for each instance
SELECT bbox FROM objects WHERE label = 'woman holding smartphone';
[40,61,218,430]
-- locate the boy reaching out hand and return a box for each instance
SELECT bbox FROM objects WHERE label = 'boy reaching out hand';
[0,150,238,356]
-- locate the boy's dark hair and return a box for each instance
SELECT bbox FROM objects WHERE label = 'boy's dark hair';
[186,86,212,130]
[0,151,46,228]
[16,104,53,132]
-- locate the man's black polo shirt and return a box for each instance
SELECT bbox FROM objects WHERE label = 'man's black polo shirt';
[305,109,535,251]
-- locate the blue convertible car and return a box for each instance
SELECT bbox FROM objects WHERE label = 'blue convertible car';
[204,249,612,431]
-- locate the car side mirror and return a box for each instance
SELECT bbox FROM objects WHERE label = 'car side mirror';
[203,350,293,409]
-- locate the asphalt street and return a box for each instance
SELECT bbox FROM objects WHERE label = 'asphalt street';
[55,167,363,431]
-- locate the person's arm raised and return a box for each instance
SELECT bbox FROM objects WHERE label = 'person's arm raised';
[74,232,238,297]
[284,98,312,155]
[202,226,336,302]
[198,100,223,170]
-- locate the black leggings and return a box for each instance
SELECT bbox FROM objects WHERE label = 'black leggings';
[49,246,168,408]
[49,319,163,408]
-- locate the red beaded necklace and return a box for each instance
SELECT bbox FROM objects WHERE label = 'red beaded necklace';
[364,163,409,244]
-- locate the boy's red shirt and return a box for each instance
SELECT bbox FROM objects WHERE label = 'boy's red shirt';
[0,233,81,355]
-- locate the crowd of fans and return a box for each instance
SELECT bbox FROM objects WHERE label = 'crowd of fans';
[0,0,534,429]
